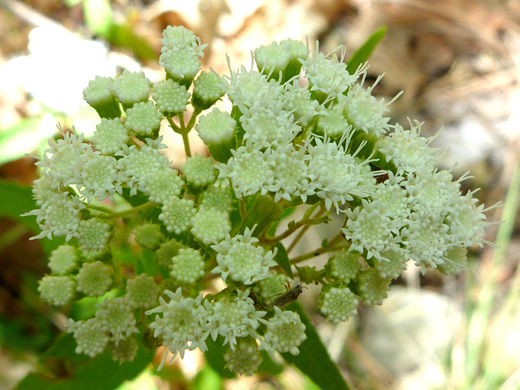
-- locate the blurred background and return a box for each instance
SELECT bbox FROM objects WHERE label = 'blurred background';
[0,0,519,389]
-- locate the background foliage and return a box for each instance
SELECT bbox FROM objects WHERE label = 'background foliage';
[0,1,519,389]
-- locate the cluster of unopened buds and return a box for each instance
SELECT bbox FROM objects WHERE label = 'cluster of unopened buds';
[27,25,490,375]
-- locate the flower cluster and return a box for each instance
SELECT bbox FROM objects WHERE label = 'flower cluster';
[26,25,490,375]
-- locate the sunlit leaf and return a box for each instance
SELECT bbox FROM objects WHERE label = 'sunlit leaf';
[83,0,113,37]
[346,26,387,74]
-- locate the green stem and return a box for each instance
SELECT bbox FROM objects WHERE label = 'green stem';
[113,202,157,218]
[289,244,350,265]
[287,205,326,253]
[186,107,202,131]
[166,117,181,133]
[181,131,192,158]
[239,199,247,219]
[86,203,115,215]
[263,215,327,244]
[89,202,157,219]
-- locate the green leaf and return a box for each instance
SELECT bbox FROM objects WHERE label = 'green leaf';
[0,179,61,254]
[282,303,350,390]
[274,242,293,278]
[0,117,45,166]
[346,26,387,75]
[268,206,295,236]
[192,365,222,390]
[204,337,236,379]
[0,179,39,232]
[258,350,283,375]
[108,24,157,61]
[240,195,283,236]
[15,333,154,390]
[83,0,113,37]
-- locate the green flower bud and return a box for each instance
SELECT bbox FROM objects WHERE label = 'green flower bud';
[155,239,184,269]
[125,101,162,138]
[126,274,160,309]
[355,268,390,306]
[159,197,195,234]
[192,71,226,109]
[224,337,262,376]
[76,261,112,297]
[153,79,190,116]
[171,248,206,284]
[92,118,129,155]
[191,207,231,245]
[83,76,121,118]
[196,108,236,162]
[181,155,217,193]
[325,250,361,284]
[113,70,151,108]
[319,285,359,323]
[39,275,76,306]
[48,245,78,275]
[134,223,164,250]
[78,218,113,255]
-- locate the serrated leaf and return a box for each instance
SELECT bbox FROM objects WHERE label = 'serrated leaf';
[346,26,387,75]
[274,242,293,278]
[15,333,154,390]
[282,303,350,390]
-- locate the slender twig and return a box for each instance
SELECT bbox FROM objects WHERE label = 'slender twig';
[88,202,157,218]
[287,205,327,253]
[263,215,328,243]
[289,244,350,265]
[185,107,202,131]
[239,199,247,219]
[180,131,192,158]
[166,117,181,133]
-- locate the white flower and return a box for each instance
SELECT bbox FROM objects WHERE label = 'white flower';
[300,44,361,99]
[240,105,300,148]
[67,318,109,358]
[319,286,359,323]
[264,144,314,202]
[211,227,277,285]
[218,145,274,198]
[95,297,139,344]
[340,74,397,136]
[147,288,210,360]
[116,138,171,195]
[260,306,306,356]
[225,66,282,110]
[78,154,120,202]
[26,191,84,241]
[306,135,376,210]
[342,200,400,261]
[205,289,265,349]
[378,120,439,173]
